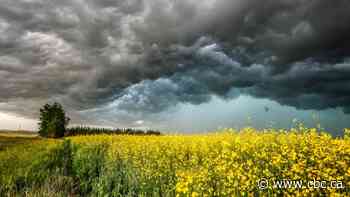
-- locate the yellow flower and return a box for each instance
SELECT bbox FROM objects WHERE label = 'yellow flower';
[2,127,349,196]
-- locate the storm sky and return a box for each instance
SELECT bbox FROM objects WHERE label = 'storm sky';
[1,0,350,133]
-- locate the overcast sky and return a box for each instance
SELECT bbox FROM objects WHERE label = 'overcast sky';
[1,0,350,134]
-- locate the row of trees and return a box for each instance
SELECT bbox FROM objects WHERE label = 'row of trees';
[66,126,161,136]
[38,103,161,138]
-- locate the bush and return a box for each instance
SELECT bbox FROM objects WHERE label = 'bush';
[38,103,70,138]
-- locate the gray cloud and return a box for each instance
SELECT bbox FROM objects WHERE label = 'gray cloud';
[1,0,350,126]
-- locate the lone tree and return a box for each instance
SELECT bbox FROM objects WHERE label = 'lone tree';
[38,102,70,138]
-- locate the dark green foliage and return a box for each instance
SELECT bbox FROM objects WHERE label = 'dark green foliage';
[38,102,70,138]
[66,126,161,136]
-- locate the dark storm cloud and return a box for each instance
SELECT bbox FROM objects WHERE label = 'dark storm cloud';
[1,0,350,124]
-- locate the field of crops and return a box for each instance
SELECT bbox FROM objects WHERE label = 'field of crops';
[0,130,39,151]
[1,127,350,196]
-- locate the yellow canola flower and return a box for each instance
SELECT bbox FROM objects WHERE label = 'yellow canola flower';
[57,127,350,196]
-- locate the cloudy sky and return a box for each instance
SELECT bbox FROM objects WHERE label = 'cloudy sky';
[1,0,350,134]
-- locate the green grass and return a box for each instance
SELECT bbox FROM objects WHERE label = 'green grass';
[0,132,61,196]
[0,130,39,151]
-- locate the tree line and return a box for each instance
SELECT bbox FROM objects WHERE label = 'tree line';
[66,126,161,136]
[38,102,161,138]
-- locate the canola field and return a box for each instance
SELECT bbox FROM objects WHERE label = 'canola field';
[1,127,350,196]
